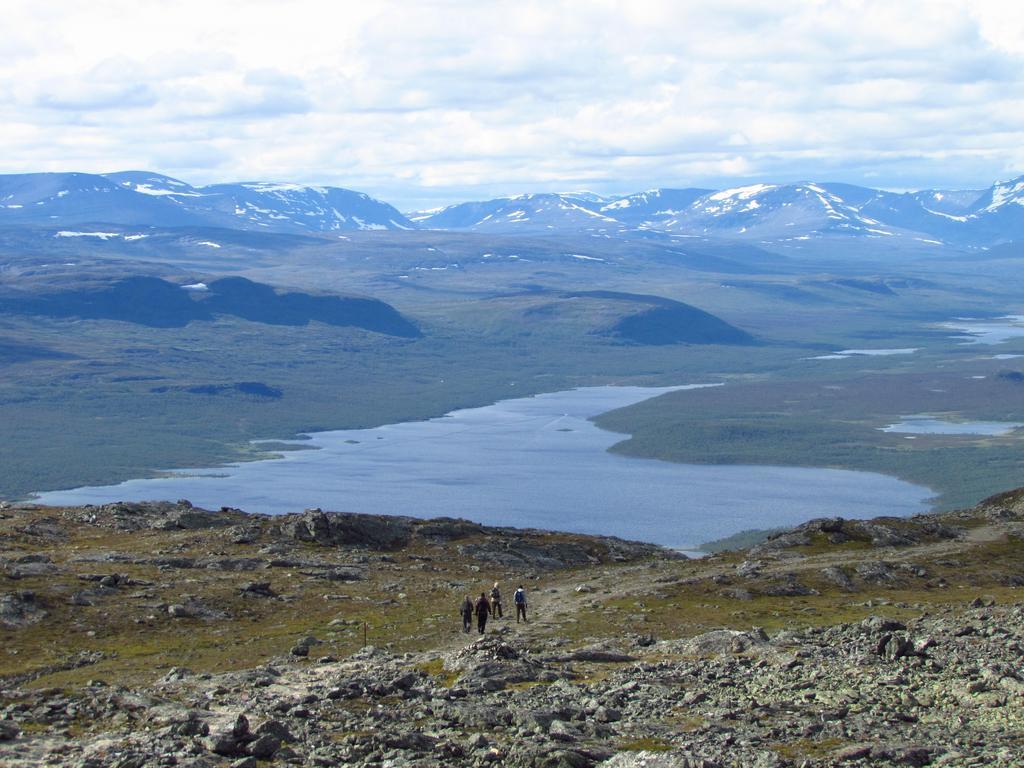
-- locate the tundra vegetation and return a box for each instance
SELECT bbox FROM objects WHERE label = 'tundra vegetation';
[0,490,1022,766]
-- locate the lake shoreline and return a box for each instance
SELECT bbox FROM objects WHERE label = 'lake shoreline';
[31,384,935,550]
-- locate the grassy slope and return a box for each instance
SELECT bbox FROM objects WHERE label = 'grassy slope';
[1,500,1021,691]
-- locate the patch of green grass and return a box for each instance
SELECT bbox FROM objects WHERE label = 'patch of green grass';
[772,737,846,761]
[791,531,874,555]
[415,658,460,688]
[664,712,706,733]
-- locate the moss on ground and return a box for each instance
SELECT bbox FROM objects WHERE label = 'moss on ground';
[616,737,674,752]
[771,738,846,762]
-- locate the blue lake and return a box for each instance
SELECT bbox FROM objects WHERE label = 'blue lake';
[881,416,1024,436]
[942,315,1024,345]
[33,385,934,550]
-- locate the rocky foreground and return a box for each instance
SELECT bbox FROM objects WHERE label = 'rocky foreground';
[1,491,1023,767]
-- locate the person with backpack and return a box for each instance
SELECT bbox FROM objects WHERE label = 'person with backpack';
[474,592,490,634]
[490,582,503,619]
[513,585,528,623]
[460,595,474,633]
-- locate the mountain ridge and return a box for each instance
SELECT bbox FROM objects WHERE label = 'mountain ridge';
[0,171,415,234]
[410,177,1024,246]
[4,169,1024,246]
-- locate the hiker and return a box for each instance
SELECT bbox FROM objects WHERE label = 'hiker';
[460,595,474,633]
[490,582,503,618]
[514,584,528,623]
[474,591,490,634]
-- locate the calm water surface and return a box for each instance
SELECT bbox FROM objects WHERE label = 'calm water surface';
[942,316,1024,345]
[881,416,1024,436]
[807,348,919,360]
[34,385,934,549]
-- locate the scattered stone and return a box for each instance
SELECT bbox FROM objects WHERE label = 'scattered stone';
[548,719,579,742]
[239,581,276,598]
[821,565,856,591]
[254,718,294,743]
[467,733,489,750]
[246,733,280,758]
[855,561,896,583]
[834,744,872,761]
[603,752,717,767]
[674,628,768,656]
[861,615,907,633]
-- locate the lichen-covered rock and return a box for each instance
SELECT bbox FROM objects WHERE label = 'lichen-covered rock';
[0,590,47,628]
[279,509,412,549]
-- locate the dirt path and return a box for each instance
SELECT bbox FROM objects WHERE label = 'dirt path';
[767,522,1015,576]
[381,519,1020,660]
[457,521,1021,649]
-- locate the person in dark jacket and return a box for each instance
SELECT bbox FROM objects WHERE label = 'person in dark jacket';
[513,585,527,623]
[460,595,474,633]
[474,592,490,634]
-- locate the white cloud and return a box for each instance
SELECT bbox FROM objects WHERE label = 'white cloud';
[970,1,1024,55]
[0,0,1022,208]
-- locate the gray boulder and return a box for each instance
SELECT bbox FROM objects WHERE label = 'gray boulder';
[280,509,412,549]
[0,591,47,628]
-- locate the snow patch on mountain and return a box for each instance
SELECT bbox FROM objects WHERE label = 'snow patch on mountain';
[707,183,776,202]
[985,178,1024,211]
[131,184,203,197]
[55,231,121,240]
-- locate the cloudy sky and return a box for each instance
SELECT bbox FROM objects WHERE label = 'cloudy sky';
[2,1,1023,209]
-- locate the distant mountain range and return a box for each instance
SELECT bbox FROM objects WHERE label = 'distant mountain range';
[0,171,414,233]
[3,170,1024,246]
[410,181,1024,247]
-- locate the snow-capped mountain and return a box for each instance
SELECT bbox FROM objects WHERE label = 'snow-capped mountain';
[5,169,1024,246]
[415,176,1024,246]
[411,183,912,240]
[598,188,713,228]
[409,193,625,233]
[192,181,413,232]
[598,182,985,243]
[0,171,414,233]
[975,176,1024,213]
[0,172,204,228]
[657,183,899,240]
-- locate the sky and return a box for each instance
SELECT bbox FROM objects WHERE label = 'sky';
[2,0,1024,210]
